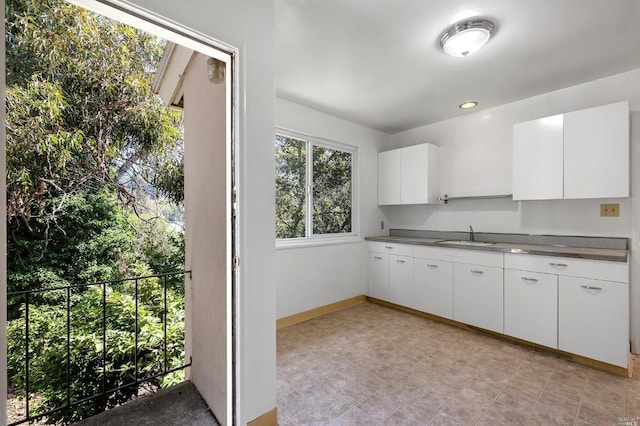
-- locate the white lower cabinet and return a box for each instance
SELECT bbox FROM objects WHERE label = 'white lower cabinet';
[389,255,414,307]
[453,263,504,334]
[367,252,389,300]
[413,258,453,319]
[504,269,558,348]
[367,243,629,369]
[558,276,629,368]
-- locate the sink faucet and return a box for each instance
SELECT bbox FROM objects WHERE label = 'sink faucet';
[469,225,475,242]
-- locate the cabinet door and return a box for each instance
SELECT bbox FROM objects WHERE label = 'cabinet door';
[367,252,389,300]
[453,263,504,333]
[378,149,401,205]
[414,258,453,319]
[504,269,558,348]
[512,114,564,200]
[564,101,629,199]
[389,255,414,307]
[558,276,629,367]
[401,144,438,204]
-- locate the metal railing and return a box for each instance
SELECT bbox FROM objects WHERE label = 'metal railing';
[7,270,192,425]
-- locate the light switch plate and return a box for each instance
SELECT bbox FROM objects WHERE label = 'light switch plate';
[600,203,620,217]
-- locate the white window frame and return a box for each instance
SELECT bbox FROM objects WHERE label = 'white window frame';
[276,128,359,249]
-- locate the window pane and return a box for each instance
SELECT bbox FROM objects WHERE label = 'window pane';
[275,135,306,239]
[312,145,352,235]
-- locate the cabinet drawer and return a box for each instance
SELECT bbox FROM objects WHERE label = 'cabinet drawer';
[504,253,628,282]
[414,246,503,268]
[368,241,413,257]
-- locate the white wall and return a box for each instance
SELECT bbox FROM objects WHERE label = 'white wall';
[390,68,640,237]
[389,68,640,352]
[183,53,229,424]
[116,1,277,424]
[275,98,390,318]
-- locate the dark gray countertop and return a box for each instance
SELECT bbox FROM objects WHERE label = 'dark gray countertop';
[365,235,628,262]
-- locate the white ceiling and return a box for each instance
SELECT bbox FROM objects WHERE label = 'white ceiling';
[276,0,640,134]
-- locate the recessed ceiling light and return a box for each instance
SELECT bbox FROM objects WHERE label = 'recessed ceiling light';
[440,19,494,57]
[459,101,478,109]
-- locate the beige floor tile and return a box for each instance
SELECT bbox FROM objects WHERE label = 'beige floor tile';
[480,401,530,425]
[276,302,637,426]
[331,406,375,426]
[428,412,465,425]
[440,387,493,424]
[379,408,424,426]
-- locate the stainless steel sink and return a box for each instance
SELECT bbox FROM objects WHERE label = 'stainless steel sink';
[437,240,495,247]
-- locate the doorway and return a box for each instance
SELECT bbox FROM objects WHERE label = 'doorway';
[1,1,239,424]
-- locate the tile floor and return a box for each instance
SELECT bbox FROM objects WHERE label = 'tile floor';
[277,301,640,425]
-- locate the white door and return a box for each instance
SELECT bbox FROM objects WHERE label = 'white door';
[389,255,414,307]
[558,276,629,367]
[414,258,453,319]
[368,252,389,300]
[378,149,401,205]
[563,101,629,199]
[504,269,557,348]
[512,114,564,200]
[453,263,504,333]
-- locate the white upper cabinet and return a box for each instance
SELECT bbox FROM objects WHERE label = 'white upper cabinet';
[513,101,629,201]
[378,143,439,205]
[564,101,630,199]
[378,149,402,205]
[513,114,564,200]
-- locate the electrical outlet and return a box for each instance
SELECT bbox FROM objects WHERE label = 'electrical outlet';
[380,221,385,230]
[600,203,620,217]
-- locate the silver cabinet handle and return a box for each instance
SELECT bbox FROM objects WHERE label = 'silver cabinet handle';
[580,285,603,291]
[385,246,394,249]
[549,262,568,268]
[427,264,438,268]
[522,277,539,283]
[470,270,484,275]
[396,259,406,264]
[374,256,383,260]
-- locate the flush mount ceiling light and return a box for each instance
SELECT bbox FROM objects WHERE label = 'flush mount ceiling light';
[440,19,494,57]
[459,101,478,109]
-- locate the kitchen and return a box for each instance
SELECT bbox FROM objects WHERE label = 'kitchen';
[274,1,640,424]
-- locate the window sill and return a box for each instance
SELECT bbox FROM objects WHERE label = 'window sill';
[276,235,361,250]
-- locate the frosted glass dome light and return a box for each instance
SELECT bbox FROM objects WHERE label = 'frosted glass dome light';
[440,19,494,57]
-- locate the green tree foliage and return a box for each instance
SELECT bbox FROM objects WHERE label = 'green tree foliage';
[312,146,352,235]
[7,190,186,423]
[7,271,186,423]
[6,0,184,229]
[275,135,353,238]
[6,1,188,422]
[275,135,306,239]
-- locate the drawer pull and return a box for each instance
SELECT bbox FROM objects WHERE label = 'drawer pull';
[522,277,539,283]
[549,262,568,268]
[580,285,603,291]
[396,259,406,264]
[385,246,394,249]
[374,256,383,260]
[470,270,484,275]
[427,264,439,268]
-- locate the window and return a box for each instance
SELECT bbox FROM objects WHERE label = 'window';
[276,131,356,242]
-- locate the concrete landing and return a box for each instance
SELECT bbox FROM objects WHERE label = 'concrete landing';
[74,381,219,426]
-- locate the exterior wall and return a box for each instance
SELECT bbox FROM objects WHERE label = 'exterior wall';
[120,1,277,424]
[182,53,229,424]
[275,98,390,319]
